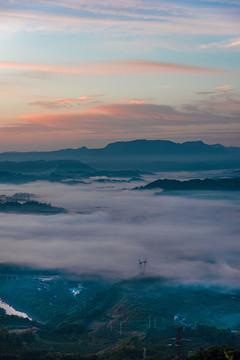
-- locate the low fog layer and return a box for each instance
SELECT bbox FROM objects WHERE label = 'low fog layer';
[0,174,240,286]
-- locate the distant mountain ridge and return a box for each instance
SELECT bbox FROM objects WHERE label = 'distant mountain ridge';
[1,139,239,158]
[0,140,240,171]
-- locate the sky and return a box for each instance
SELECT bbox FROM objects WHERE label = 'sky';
[0,0,240,151]
[1,177,240,286]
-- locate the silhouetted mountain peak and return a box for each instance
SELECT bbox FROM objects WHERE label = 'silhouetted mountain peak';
[102,139,229,156]
[182,140,206,146]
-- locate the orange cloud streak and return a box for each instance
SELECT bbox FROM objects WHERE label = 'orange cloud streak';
[227,41,240,47]
[129,100,145,104]
[19,103,203,131]
[214,85,232,91]
[0,102,238,151]
[19,101,239,135]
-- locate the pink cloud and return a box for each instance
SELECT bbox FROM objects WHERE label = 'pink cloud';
[0,59,222,75]
[30,95,101,109]
[199,38,240,51]
[1,3,239,37]
[116,98,148,104]
[19,102,239,132]
[214,85,232,91]
[197,85,234,96]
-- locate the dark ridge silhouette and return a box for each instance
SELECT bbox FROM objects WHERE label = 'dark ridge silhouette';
[0,160,144,184]
[0,160,95,184]
[0,159,94,173]
[138,177,240,191]
[0,200,67,214]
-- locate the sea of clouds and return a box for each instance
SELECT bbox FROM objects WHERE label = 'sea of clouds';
[0,172,240,286]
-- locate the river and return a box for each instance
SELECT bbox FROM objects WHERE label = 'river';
[0,299,31,320]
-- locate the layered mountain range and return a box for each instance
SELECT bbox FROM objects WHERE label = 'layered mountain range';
[0,140,240,171]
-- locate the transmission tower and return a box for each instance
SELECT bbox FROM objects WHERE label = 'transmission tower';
[168,326,186,360]
[175,326,184,360]
[138,258,148,271]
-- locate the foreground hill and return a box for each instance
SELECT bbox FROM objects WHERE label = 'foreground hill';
[1,272,240,359]
[1,139,240,171]
[4,274,240,331]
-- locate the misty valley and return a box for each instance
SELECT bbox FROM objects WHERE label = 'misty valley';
[1,140,240,359]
